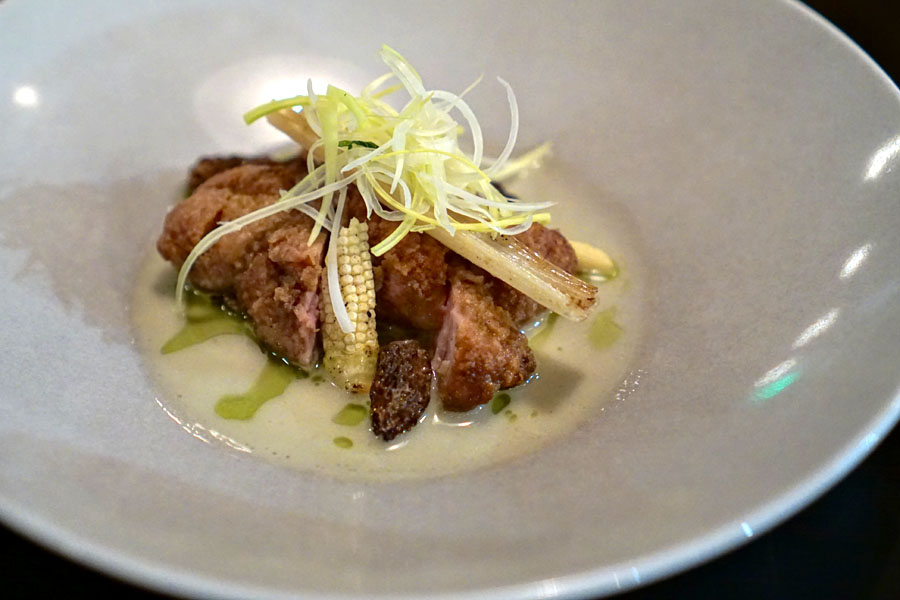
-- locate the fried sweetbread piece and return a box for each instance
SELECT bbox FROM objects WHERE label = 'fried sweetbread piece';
[158,162,311,291]
[186,154,307,194]
[370,340,432,441]
[234,250,321,366]
[432,268,536,412]
[374,231,450,330]
[157,162,325,367]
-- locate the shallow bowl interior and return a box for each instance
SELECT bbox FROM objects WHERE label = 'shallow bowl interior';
[1,0,899,598]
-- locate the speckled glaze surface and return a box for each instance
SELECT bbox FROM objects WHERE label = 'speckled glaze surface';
[1,1,899,598]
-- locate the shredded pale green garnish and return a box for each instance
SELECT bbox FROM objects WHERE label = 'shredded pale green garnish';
[239,44,552,245]
[175,44,554,329]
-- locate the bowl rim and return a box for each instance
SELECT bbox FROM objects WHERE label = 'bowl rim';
[2,0,899,598]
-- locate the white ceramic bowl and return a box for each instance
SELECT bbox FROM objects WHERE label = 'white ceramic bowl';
[2,1,899,598]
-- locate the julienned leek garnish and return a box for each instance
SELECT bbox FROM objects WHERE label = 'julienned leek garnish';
[320,218,379,392]
[174,44,598,331]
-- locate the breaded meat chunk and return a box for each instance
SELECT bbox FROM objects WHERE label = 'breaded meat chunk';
[234,251,322,366]
[432,267,536,412]
[157,161,325,367]
[186,154,306,193]
[157,162,309,291]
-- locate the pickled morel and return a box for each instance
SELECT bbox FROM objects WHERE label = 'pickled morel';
[370,340,432,441]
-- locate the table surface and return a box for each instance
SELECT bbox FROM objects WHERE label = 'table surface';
[5,1,900,598]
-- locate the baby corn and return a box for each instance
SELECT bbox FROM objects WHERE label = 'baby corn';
[321,218,379,392]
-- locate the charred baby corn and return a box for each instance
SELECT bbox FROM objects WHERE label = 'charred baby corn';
[321,218,379,392]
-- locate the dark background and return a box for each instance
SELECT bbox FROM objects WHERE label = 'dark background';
[5,1,900,598]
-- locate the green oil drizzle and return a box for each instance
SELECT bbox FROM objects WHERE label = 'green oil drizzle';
[590,307,623,349]
[161,292,250,354]
[332,403,368,426]
[491,393,511,415]
[333,436,353,449]
[214,358,300,420]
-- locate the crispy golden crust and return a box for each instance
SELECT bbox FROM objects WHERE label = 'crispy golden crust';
[432,267,536,412]
[157,161,325,366]
[234,253,322,365]
[157,162,310,291]
[186,154,306,194]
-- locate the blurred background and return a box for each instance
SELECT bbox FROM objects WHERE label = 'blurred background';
[4,1,899,598]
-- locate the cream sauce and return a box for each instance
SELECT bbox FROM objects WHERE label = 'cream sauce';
[132,166,646,481]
